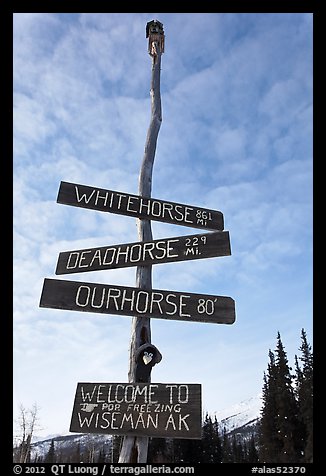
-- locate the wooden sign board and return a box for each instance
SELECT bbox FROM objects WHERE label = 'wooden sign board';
[70,382,202,439]
[40,278,236,324]
[55,231,231,275]
[57,181,224,231]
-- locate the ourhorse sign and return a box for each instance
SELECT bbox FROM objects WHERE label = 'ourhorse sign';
[40,278,236,325]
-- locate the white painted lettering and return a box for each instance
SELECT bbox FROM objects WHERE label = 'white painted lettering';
[78,412,95,428]
[142,242,155,261]
[109,192,115,208]
[135,291,149,314]
[135,413,146,429]
[81,385,97,402]
[174,205,185,222]
[78,250,92,268]
[167,239,179,258]
[115,193,127,209]
[185,248,195,256]
[139,198,150,215]
[115,385,125,404]
[66,252,79,269]
[103,248,116,265]
[100,412,110,429]
[162,202,174,220]
[91,286,105,308]
[106,385,113,403]
[165,294,178,315]
[179,413,190,431]
[111,412,119,429]
[129,244,142,263]
[150,292,164,314]
[76,285,90,307]
[126,195,138,213]
[116,246,130,263]
[102,403,120,411]
[120,289,135,312]
[178,385,189,403]
[151,200,162,217]
[75,186,95,204]
[124,385,135,403]
[96,385,106,403]
[179,295,191,318]
[184,207,194,223]
[147,414,159,428]
[165,414,176,430]
[89,249,102,267]
[148,384,158,404]
[95,190,109,207]
[120,413,134,429]
[106,288,121,310]
[166,385,178,404]
[154,241,167,259]
[132,386,147,402]
[164,385,189,404]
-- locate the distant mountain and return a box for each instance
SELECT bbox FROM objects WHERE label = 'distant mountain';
[213,393,262,437]
[30,433,112,461]
[30,393,263,460]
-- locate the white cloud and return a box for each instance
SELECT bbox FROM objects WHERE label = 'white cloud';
[13,93,57,156]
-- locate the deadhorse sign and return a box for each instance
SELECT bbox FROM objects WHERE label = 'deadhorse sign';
[70,382,202,439]
[55,231,231,274]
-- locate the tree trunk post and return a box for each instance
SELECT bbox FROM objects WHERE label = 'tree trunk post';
[118,21,164,464]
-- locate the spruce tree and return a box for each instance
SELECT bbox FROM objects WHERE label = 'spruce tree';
[247,434,259,463]
[212,416,222,463]
[44,439,56,463]
[259,349,282,462]
[274,332,301,462]
[97,446,106,463]
[221,427,233,463]
[148,437,170,463]
[110,436,122,463]
[201,414,222,463]
[231,434,245,462]
[259,333,302,462]
[172,438,201,464]
[295,329,313,462]
[71,441,81,463]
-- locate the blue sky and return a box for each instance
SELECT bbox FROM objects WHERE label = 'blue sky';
[13,13,313,438]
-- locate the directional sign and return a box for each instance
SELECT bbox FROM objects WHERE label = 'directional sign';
[40,278,236,324]
[57,181,224,231]
[55,231,231,275]
[70,382,202,439]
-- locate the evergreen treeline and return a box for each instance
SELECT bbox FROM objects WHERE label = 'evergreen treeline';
[13,329,312,464]
[258,329,313,463]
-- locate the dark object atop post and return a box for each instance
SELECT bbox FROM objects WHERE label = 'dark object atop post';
[146,20,165,56]
[135,343,162,382]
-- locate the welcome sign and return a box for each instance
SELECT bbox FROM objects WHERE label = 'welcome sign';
[70,382,202,439]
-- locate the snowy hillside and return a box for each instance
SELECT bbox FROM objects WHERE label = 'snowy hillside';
[29,393,263,459]
[213,393,263,435]
[30,433,112,461]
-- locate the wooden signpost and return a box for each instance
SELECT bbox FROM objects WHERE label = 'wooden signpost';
[55,231,231,274]
[40,278,235,324]
[39,20,236,463]
[57,180,225,231]
[70,382,202,439]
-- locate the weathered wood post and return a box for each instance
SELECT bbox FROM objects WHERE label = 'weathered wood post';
[118,20,165,464]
